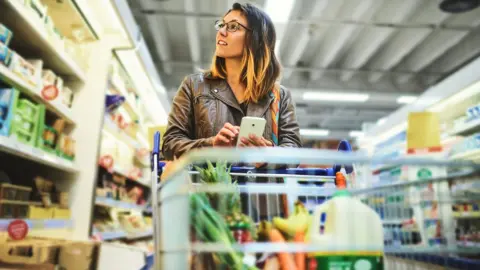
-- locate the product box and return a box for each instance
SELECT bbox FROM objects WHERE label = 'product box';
[0,24,13,46]
[52,206,70,219]
[58,241,98,270]
[0,43,13,67]
[10,53,37,86]
[0,88,19,136]
[28,205,54,219]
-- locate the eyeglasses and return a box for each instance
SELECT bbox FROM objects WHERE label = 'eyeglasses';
[215,20,251,32]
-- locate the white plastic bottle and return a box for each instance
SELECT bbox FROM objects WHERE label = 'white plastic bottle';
[308,175,384,270]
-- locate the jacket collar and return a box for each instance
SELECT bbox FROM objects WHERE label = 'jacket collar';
[205,72,275,117]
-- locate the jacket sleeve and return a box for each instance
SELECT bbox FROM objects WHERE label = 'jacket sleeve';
[161,76,214,160]
[278,86,302,148]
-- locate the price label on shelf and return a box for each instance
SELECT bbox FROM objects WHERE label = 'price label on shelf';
[8,220,29,240]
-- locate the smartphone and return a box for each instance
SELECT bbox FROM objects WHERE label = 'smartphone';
[236,116,267,146]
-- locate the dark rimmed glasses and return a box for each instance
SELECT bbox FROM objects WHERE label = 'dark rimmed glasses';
[214,20,251,32]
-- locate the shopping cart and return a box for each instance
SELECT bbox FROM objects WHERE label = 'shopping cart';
[149,131,480,270]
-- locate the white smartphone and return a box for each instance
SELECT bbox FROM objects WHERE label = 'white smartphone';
[236,116,267,146]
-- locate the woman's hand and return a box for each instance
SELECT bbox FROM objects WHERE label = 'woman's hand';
[238,134,273,168]
[238,134,273,147]
[212,123,240,147]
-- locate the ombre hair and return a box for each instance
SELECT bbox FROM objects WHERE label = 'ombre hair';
[209,2,281,103]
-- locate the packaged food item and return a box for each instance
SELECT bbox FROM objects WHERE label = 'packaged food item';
[57,134,75,160]
[62,86,74,108]
[27,59,43,86]
[0,24,13,46]
[10,53,37,86]
[0,42,13,67]
[42,69,57,86]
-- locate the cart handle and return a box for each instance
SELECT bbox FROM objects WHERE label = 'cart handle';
[333,140,354,174]
[151,132,354,175]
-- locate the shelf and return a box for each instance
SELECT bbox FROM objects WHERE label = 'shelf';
[0,135,77,173]
[383,219,405,225]
[126,230,153,240]
[0,64,75,124]
[95,197,146,211]
[94,230,127,241]
[451,117,480,136]
[93,229,152,241]
[453,212,480,219]
[110,166,150,188]
[457,241,480,248]
[103,116,139,149]
[450,148,480,161]
[0,0,86,82]
[0,219,73,231]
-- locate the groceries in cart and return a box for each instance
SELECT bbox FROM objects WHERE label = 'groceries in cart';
[185,159,384,270]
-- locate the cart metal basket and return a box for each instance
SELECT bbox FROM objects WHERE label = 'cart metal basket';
[150,132,480,270]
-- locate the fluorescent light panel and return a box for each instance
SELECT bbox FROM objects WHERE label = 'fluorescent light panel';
[397,95,417,104]
[303,92,370,102]
[299,129,330,137]
[349,131,364,138]
[264,0,295,23]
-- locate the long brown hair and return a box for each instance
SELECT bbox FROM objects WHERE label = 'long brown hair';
[209,3,281,103]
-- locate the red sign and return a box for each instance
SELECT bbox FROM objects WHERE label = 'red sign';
[7,220,29,240]
[41,85,59,101]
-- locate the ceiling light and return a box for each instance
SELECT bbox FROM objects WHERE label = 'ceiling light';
[397,95,417,104]
[303,92,370,102]
[349,131,364,138]
[299,129,330,137]
[439,0,480,13]
[377,117,386,125]
[264,0,295,23]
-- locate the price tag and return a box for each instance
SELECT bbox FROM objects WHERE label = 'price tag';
[8,220,29,240]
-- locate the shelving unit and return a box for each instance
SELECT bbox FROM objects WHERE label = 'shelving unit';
[0,135,76,172]
[0,0,87,81]
[0,65,75,124]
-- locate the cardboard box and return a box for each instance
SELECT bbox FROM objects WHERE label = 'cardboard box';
[28,205,53,219]
[58,241,97,270]
[52,206,70,219]
[0,262,55,270]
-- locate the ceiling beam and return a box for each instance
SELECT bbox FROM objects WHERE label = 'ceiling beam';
[145,15,173,74]
[340,0,422,82]
[367,28,432,83]
[184,0,201,72]
[280,0,329,80]
[161,60,443,77]
[395,29,469,83]
[136,10,476,31]
[309,0,376,81]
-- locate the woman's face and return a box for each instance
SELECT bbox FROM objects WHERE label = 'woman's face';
[215,10,248,59]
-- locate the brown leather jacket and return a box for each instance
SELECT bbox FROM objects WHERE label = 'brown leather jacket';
[162,72,302,160]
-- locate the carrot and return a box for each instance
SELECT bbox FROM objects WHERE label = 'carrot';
[294,232,305,270]
[269,228,297,270]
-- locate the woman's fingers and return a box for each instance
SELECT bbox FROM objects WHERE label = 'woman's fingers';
[219,128,236,140]
[248,134,266,146]
[223,123,240,136]
[217,134,231,144]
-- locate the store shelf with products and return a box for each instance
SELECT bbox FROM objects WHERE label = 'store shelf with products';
[0,0,106,248]
[0,0,165,268]
[0,0,89,81]
[91,53,157,248]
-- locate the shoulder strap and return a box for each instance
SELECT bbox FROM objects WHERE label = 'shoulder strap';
[270,87,281,146]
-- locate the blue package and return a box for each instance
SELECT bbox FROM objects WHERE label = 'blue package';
[0,24,13,47]
[0,43,13,67]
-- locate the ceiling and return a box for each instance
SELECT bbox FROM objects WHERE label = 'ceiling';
[126,0,480,138]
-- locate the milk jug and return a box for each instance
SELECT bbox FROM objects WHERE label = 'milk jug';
[308,186,384,270]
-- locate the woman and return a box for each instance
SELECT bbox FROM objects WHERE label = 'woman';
[162,2,302,161]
